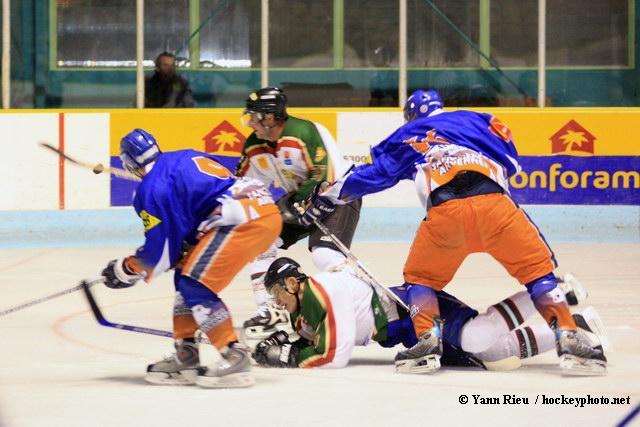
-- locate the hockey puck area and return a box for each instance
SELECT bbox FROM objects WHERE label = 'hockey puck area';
[0,243,637,426]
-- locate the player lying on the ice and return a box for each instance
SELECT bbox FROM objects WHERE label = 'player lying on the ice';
[252,257,607,373]
[299,89,607,375]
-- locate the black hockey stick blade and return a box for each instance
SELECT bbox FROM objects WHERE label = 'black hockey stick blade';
[80,280,210,343]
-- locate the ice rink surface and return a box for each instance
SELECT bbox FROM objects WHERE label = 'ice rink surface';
[0,242,638,427]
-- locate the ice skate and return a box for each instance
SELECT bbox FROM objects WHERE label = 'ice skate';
[145,339,200,385]
[243,303,291,340]
[573,306,610,352]
[557,272,588,306]
[557,327,607,376]
[196,342,255,388]
[394,323,443,374]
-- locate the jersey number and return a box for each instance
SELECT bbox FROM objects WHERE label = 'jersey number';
[192,156,233,178]
[488,117,513,143]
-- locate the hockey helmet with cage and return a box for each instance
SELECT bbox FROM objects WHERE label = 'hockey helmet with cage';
[403,89,443,122]
[120,128,161,173]
[264,257,307,295]
[244,87,288,121]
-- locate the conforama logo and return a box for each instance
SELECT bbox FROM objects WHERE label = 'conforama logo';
[549,120,595,155]
[203,120,246,156]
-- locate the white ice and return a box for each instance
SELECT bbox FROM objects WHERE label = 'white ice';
[0,242,638,427]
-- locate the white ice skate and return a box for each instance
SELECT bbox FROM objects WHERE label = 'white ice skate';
[145,339,200,385]
[573,305,611,352]
[196,342,255,389]
[242,303,292,340]
[557,272,588,306]
[557,326,607,376]
[394,323,443,374]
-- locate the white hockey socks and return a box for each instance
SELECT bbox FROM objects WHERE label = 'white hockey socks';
[247,245,277,314]
[460,291,538,354]
[475,324,556,370]
[489,290,537,331]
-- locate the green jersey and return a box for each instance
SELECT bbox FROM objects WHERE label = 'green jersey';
[290,271,392,368]
[236,117,350,202]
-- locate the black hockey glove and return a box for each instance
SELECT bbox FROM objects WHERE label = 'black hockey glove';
[252,331,300,368]
[102,258,142,289]
[276,193,300,225]
[298,182,336,227]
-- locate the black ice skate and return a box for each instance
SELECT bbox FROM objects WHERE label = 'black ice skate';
[394,321,443,374]
[196,342,255,388]
[242,304,291,340]
[145,339,200,385]
[557,326,607,376]
[572,305,610,351]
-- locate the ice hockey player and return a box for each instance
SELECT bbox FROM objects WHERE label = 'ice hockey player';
[299,89,607,375]
[99,128,282,388]
[252,257,606,373]
[236,87,359,337]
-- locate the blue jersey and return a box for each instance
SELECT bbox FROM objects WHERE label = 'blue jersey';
[330,110,520,203]
[132,150,237,278]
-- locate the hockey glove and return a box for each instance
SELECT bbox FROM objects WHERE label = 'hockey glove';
[252,331,299,368]
[102,258,142,289]
[276,193,300,225]
[298,182,336,227]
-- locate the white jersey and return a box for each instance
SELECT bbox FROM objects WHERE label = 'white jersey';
[303,271,377,368]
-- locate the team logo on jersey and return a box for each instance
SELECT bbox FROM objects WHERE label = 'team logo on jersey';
[283,150,292,165]
[203,120,246,156]
[488,116,513,142]
[550,120,595,155]
[403,130,450,154]
[140,210,161,232]
[314,147,327,162]
[257,157,269,170]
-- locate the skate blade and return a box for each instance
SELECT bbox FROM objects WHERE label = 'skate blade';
[144,369,198,385]
[395,354,441,374]
[559,355,607,376]
[196,372,255,389]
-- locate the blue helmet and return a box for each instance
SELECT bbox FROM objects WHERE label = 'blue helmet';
[120,128,161,173]
[403,90,443,122]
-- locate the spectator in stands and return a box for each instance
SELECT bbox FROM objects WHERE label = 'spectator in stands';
[145,52,195,108]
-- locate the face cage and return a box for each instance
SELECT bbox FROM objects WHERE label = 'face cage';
[120,153,146,178]
[241,110,266,127]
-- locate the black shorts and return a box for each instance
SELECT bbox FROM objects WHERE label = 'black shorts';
[279,198,362,251]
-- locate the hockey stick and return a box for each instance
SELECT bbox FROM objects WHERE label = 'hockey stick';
[293,203,410,311]
[0,278,103,317]
[39,141,141,182]
[80,280,210,344]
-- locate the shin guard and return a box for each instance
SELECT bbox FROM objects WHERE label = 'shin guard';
[406,283,440,337]
[526,274,577,333]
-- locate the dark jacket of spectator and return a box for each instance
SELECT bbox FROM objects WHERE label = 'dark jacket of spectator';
[144,52,195,108]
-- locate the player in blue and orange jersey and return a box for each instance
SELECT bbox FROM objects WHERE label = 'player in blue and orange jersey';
[301,90,606,375]
[99,128,282,388]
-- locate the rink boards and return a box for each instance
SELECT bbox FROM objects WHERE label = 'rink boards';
[1,107,639,211]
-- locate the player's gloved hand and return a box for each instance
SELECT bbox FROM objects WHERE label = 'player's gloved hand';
[298,182,336,227]
[276,193,300,225]
[263,330,292,346]
[101,258,142,289]
[252,341,300,368]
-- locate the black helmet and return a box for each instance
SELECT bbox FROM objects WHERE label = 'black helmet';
[244,87,288,120]
[264,257,306,293]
